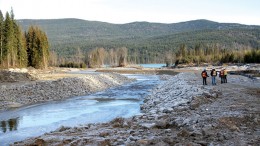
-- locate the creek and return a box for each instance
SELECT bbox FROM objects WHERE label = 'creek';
[0,74,161,145]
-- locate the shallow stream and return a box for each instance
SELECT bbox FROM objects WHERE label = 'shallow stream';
[0,74,161,145]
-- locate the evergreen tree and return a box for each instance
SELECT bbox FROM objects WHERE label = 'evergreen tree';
[3,12,14,68]
[26,26,49,69]
[11,9,18,67]
[0,8,49,68]
[0,10,4,66]
[16,26,28,67]
[37,30,49,69]
[26,26,36,67]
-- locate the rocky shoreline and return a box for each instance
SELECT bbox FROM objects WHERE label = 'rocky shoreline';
[0,73,134,111]
[7,71,260,145]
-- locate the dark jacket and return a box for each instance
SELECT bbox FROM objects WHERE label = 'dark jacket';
[201,70,209,78]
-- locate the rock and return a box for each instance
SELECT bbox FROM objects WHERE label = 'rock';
[95,138,111,146]
[155,119,170,129]
[99,131,110,137]
[136,139,149,145]
[177,129,190,137]
[162,107,173,113]
[190,130,203,137]
[57,126,70,132]
[128,136,139,141]
[154,141,170,146]
[139,123,156,129]
[35,139,45,146]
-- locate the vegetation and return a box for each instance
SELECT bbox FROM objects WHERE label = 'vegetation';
[85,47,128,68]
[1,9,258,69]
[0,9,49,69]
[18,18,260,66]
[174,43,260,65]
[26,26,49,69]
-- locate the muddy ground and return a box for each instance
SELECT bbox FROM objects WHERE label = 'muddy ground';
[12,70,260,146]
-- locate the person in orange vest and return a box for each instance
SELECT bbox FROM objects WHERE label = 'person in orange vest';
[201,69,209,85]
[220,69,224,84]
[223,69,228,83]
[210,68,217,85]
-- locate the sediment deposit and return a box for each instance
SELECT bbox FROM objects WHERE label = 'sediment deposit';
[0,73,133,110]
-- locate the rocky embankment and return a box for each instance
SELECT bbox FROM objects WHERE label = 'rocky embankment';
[0,72,133,111]
[13,72,259,146]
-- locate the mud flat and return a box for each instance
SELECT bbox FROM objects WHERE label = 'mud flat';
[13,72,260,145]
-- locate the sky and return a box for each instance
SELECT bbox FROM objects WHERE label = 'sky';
[0,0,259,25]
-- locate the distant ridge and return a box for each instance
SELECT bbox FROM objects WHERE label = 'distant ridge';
[17,18,260,56]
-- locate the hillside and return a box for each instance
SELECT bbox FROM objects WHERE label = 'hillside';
[17,19,260,59]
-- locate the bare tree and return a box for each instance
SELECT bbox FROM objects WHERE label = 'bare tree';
[75,47,84,64]
[87,48,107,68]
[117,47,128,67]
[97,47,106,66]
[49,50,58,66]
[164,50,175,67]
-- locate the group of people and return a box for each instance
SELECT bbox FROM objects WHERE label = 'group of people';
[201,68,228,85]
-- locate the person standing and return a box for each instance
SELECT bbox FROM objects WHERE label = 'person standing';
[223,69,228,83]
[220,69,224,84]
[210,69,217,85]
[201,69,209,85]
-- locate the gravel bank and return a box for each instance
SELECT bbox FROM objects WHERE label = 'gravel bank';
[0,73,133,111]
[12,72,260,145]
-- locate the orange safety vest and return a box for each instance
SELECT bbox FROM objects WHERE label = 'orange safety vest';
[202,72,207,78]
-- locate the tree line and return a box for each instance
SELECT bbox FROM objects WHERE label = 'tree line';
[173,43,260,66]
[0,9,49,69]
[50,47,128,68]
[50,42,260,69]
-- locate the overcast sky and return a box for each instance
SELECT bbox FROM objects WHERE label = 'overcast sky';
[0,0,259,25]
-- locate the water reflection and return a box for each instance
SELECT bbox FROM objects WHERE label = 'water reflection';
[0,117,19,133]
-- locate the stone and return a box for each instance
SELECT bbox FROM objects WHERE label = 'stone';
[155,119,170,129]
[57,126,70,132]
[177,129,190,137]
[136,139,149,145]
[139,123,156,129]
[99,131,110,137]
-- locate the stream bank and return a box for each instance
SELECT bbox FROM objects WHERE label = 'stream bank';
[13,72,260,145]
[0,72,133,111]
[0,74,160,145]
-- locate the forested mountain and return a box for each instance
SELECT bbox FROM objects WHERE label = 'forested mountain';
[17,18,260,64]
[18,18,259,41]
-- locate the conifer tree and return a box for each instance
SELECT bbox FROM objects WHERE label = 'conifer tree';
[16,26,28,67]
[3,12,14,68]
[0,10,3,66]
[26,26,49,69]
[11,9,18,67]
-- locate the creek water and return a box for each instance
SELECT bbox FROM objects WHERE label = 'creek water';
[0,74,161,145]
[139,64,165,68]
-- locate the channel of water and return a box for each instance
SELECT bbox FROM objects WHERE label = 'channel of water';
[0,74,161,145]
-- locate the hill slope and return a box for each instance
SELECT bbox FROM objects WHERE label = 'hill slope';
[18,19,260,57]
